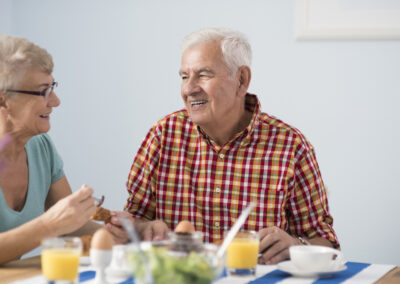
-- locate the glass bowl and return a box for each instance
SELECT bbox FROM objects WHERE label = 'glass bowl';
[126,240,224,284]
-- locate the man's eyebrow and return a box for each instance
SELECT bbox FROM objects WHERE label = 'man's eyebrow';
[178,68,213,76]
[198,67,213,73]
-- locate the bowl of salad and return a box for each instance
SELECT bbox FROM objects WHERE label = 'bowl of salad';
[126,224,225,284]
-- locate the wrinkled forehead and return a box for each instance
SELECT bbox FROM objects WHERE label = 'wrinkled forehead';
[180,41,227,72]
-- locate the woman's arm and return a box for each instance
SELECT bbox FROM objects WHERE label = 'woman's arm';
[0,183,96,264]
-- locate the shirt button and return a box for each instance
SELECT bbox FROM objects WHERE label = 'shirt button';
[215,221,220,228]
[215,187,221,193]
[219,153,225,159]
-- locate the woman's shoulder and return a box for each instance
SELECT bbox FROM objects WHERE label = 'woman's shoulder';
[26,133,57,154]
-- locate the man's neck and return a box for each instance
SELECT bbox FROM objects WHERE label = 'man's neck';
[200,110,253,147]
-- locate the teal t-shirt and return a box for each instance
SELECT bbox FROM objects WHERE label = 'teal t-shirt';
[0,134,64,233]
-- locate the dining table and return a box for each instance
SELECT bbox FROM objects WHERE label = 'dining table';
[0,256,399,284]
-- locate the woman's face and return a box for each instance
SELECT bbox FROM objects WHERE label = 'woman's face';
[5,69,60,137]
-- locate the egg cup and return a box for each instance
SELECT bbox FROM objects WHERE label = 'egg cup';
[90,248,112,284]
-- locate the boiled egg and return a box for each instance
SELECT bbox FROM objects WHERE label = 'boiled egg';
[91,228,114,250]
[174,220,195,234]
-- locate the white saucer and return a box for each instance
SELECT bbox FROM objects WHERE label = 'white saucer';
[277,260,347,278]
[106,266,131,279]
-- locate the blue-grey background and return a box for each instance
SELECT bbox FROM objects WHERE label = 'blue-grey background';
[1,0,399,265]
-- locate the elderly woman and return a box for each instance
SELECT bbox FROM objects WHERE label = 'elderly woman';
[0,34,100,264]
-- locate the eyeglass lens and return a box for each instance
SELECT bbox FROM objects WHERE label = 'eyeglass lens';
[44,82,58,99]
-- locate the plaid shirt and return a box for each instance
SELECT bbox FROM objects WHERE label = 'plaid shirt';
[125,94,339,246]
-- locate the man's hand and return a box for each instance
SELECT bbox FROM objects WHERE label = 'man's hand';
[106,211,132,244]
[258,226,300,265]
[106,212,169,243]
[136,220,169,241]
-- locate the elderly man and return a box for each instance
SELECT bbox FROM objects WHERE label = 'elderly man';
[109,28,339,264]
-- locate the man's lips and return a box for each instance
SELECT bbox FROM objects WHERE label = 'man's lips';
[190,100,208,107]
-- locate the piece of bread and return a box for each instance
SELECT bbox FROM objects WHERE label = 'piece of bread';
[90,207,112,224]
[80,235,93,256]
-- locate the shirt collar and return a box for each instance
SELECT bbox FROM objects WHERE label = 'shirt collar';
[195,93,261,148]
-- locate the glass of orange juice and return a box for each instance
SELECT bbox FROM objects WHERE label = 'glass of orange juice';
[41,237,82,283]
[226,231,259,276]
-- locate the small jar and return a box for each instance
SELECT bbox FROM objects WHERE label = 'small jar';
[168,231,204,254]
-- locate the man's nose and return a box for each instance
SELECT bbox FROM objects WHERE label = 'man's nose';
[182,77,201,96]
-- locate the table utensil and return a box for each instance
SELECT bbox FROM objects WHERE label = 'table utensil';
[90,248,112,284]
[277,260,347,277]
[226,230,259,276]
[41,237,82,284]
[119,215,154,284]
[94,195,105,207]
[217,202,256,259]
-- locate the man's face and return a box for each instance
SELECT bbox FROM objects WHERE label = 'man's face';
[179,41,241,131]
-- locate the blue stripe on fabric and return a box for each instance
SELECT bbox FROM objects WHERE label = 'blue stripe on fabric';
[248,262,371,284]
[311,262,370,284]
[247,269,291,284]
[79,270,96,282]
[78,270,134,283]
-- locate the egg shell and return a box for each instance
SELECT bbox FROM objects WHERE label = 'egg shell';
[91,228,114,250]
[174,220,195,233]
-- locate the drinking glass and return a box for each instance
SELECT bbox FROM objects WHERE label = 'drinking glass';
[226,231,259,276]
[41,237,82,284]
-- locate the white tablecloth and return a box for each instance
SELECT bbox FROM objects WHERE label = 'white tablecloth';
[11,262,395,284]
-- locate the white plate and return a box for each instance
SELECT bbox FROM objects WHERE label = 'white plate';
[277,260,347,278]
[106,266,132,279]
[80,256,91,265]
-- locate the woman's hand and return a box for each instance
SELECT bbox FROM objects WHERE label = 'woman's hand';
[40,184,97,237]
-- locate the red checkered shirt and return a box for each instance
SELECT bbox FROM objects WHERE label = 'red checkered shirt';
[125,94,339,246]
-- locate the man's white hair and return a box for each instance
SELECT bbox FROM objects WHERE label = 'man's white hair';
[0,34,53,93]
[181,28,252,75]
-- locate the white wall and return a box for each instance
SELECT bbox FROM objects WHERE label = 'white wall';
[2,0,399,265]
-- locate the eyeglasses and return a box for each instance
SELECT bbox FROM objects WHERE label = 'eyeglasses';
[6,81,58,100]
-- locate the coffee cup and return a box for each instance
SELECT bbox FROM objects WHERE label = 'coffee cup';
[289,245,343,272]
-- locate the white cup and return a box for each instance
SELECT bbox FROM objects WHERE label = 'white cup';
[289,245,343,272]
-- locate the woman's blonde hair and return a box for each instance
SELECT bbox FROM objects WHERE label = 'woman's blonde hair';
[0,34,53,93]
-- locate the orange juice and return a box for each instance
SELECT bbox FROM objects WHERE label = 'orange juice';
[226,238,260,269]
[41,249,80,281]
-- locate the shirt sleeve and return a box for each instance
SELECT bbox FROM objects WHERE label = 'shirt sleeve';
[124,125,161,220]
[288,141,340,248]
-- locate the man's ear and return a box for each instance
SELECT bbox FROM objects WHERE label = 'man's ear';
[237,66,251,96]
[0,93,7,108]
